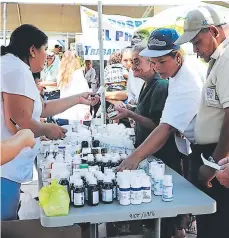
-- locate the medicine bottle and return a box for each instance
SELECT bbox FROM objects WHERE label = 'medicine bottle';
[141,176,152,203]
[130,177,142,205]
[119,179,131,206]
[88,178,99,206]
[162,175,173,202]
[102,176,113,204]
[73,179,84,207]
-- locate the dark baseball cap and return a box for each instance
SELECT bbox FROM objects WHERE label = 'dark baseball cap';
[140,28,180,58]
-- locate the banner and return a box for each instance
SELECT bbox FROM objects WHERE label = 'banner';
[80,6,152,60]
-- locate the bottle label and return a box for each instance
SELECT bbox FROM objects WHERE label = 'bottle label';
[154,179,163,194]
[74,192,84,206]
[113,186,117,199]
[142,187,152,202]
[162,185,173,200]
[102,189,113,202]
[71,190,74,202]
[119,190,130,202]
[131,188,142,203]
[85,187,88,201]
[93,191,99,204]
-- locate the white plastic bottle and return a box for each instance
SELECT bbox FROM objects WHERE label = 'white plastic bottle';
[130,177,142,205]
[119,179,131,206]
[162,175,173,202]
[154,170,164,196]
[141,176,152,203]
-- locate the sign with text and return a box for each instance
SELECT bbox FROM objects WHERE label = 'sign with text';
[80,6,152,60]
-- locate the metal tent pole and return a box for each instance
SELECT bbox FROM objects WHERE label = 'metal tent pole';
[98,0,106,124]
[3,3,7,46]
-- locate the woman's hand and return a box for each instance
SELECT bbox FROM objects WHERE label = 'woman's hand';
[43,123,67,140]
[117,155,141,171]
[78,93,100,106]
[16,129,36,148]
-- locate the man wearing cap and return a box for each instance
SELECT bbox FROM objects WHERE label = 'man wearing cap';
[175,6,229,238]
[40,47,60,100]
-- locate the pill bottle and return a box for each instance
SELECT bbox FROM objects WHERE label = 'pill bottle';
[88,178,99,206]
[141,176,152,203]
[119,179,131,206]
[162,175,173,202]
[154,170,164,196]
[130,177,142,205]
[102,176,113,204]
[73,179,85,208]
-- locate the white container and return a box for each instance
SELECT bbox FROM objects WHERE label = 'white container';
[73,179,85,206]
[154,170,164,196]
[141,176,152,203]
[44,155,55,169]
[130,178,142,205]
[162,175,173,202]
[73,155,81,169]
[65,154,73,175]
[119,179,131,206]
[149,163,161,191]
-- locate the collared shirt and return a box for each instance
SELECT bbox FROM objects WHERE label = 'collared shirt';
[1,54,42,183]
[195,37,229,144]
[40,56,60,92]
[127,69,144,104]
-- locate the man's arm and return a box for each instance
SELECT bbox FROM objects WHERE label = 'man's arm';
[105,91,128,101]
[212,108,229,161]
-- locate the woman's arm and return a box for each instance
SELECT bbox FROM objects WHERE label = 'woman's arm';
[3,93,66,139]
[105,91,128,101]
[117,123,176,171]
[41,93,99,118]
[1,129,35,165]
[39,81,57,87]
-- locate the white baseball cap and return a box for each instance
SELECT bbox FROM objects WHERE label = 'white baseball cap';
[175,6,227,45]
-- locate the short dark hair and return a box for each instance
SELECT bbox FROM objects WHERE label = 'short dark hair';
[1,24,48,61]
[32,72,40,80]
[54,44,59,48]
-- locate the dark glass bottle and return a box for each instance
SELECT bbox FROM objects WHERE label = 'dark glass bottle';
[97,175,104,202]
[69,177,75,205]
[92,140,100,148]
[59,177,69,193]
[88,178,99,206]
[101,157,109,173]
[102,176,113,204]
[73,179,85,208]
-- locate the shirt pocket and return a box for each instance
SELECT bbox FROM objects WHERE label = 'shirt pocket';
[205,86,223,109]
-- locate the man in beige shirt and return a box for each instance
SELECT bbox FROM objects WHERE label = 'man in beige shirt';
[175,6,229,238]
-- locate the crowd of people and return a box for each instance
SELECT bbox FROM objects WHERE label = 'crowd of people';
[1,5,229,238]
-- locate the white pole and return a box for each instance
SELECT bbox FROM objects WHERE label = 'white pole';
[98,0,106,124]
[3,3,7,46]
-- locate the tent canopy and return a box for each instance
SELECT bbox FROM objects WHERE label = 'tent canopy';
[1,1,229,33]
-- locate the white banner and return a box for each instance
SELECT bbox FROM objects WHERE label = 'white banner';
[80,6,152,60]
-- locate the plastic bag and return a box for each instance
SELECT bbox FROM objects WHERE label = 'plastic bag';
[39,179,70,217]
[18,192,40,220]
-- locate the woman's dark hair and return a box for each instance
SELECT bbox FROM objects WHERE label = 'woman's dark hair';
[1,24,48,61]
[32,72,40,80]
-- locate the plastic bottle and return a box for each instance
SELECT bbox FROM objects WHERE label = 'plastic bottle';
[65,154,73,175]
[96,155,103,171]
[119,179,131,206]
[162,175,173,202]
[88,156,95,167]
[141,176,152,203]
[79,164,89,170]
[88,178,99,206]
[73,155,81,170]
[45,154,55,169]
[102,176,113,204]
[130,177,142,205]
[154,169,164,196]
[73,179,85,207]
[149,162,159,191]
[58,146,66,159]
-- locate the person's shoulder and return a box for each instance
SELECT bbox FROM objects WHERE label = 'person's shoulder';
[155,76,169,89]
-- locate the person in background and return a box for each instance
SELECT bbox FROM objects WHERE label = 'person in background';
[55,51,91,121]
[1,129,35,166]
[40,47,60,100]
[121,46,132,76]
[84,60,97,90]
[54,44,60,55]
[127,30,149,105]
[33,72,44,97]
[1,24,99,221]
[175,6,229,238]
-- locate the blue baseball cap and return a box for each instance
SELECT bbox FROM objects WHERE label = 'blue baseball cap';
[140,28,180,58]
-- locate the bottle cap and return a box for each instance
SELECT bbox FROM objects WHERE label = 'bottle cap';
[89,177,97,185]
[69,176,74,183]
[88,154,94,159]
[104,169,113,175]
[103,175,112,183]
[97,174,104,181]
[74,178,83,186]
[163,175,173,185]
[80,164,89,169]
[119,178,130,188]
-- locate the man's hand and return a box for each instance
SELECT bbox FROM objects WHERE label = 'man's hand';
[198,165,216,188]
[216,157,229,188]
[38,81,46,88]
[117,155,141,171]
[78,92,100,106]
[112,106,130,120]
